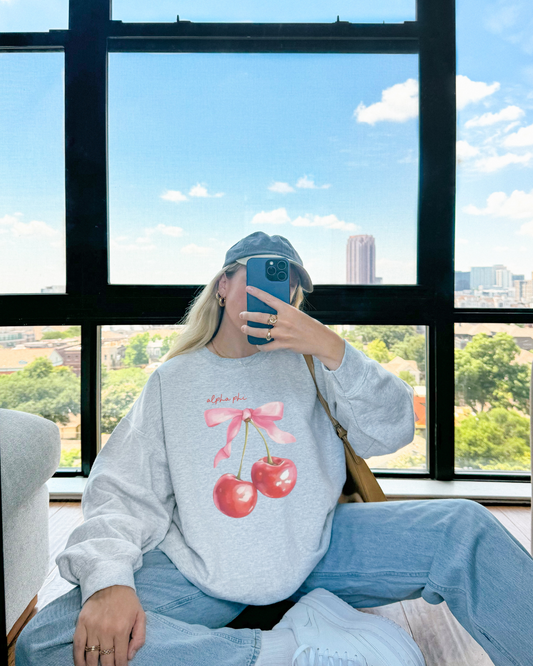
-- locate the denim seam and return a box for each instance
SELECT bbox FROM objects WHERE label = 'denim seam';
[148,610,257,646]
[427,576,522,666]
[309,571,430,578]
[150,590,204,613]
[248,628,262,666]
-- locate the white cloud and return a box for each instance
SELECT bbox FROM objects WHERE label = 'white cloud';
[503,121,521,133]
[251,208,291,225]
[517,220,533,237]
[456,140,480,160]
[189,183,224,198]
[144,224,185,238]
[463,189,533,219]
[161,190,188,202]
[472,151,532,172]
[111,239,157,252]
[483,1,533,56]
[0,213,60,238]
[353,75,499,126]
[456,74,500,110]
[456,238,469,245]
[249,208,358,231]
[180,243,218,256]
[292,214,357,231]
[295,175,331,190]
[268,181,295,193]
[354,78,418,125]
[502,123,533,147]
[398,149,417,164]
[464,105,524,127]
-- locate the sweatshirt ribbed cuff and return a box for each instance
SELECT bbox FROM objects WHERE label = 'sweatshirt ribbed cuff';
[78,561,136,607]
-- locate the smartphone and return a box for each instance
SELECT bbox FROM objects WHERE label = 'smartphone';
[246,257,291,346]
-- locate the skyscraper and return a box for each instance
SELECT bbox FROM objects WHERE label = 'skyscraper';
[346,234,376,284]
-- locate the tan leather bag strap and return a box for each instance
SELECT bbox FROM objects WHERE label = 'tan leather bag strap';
[302,353,364,466]
[303,353,389,503]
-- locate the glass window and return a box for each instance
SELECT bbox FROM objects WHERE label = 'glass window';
[100,323,426,471]
[454,322,532,474]
[112,0,415,24]
[109,53,419,287]
[0,0,68,33]
[0,53,66,295]
[0,325,81,470]
[455,0,533,308]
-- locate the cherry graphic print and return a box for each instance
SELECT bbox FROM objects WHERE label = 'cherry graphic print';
[205,402,297,518]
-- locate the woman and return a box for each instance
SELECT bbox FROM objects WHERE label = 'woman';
[16,232,533,666]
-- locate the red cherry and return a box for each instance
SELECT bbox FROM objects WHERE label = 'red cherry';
[213,473,258,518]
[251,456,297,498]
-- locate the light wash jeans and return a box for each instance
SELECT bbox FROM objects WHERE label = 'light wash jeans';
[15,498,533,666]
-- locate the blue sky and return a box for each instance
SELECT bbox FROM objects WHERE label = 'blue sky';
[1,1,532,294]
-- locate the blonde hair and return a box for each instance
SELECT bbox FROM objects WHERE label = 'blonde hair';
[162,261,307,362]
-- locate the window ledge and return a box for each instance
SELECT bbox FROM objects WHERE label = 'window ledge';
[47,476,532,504]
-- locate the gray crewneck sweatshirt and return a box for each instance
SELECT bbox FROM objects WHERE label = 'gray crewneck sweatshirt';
[56,339,416,607]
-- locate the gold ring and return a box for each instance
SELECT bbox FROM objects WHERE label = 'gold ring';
[268,314,278,325]
[266,329,272,341]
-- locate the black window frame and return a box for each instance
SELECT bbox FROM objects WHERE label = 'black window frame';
[3,0,531,483]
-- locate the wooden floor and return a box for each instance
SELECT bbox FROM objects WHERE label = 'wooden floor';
[8,500,532,666]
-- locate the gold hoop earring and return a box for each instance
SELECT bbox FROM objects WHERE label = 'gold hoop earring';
[215,291,226,307]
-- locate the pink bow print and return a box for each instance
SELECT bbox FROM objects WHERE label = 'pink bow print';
[205,401,296,468]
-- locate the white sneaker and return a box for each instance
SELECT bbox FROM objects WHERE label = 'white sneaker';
[272,588,426,666]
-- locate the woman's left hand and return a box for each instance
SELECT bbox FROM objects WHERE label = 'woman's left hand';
[239,285,345,367]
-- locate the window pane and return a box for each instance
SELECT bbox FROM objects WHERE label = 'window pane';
[0,53,66,295]
[455,1,533,309]
[0,325,81,470]
[0,0,68,32]
[454,322,532,474]
[100,323,426,473]
[109,53,418,286]
[112,0,415,24]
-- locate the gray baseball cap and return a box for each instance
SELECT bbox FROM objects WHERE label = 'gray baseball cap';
[222,231,313,293]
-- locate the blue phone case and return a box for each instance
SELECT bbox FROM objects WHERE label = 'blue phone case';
[246,257,290,345]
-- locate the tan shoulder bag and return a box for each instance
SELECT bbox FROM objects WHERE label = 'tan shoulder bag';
[303,354,388,505]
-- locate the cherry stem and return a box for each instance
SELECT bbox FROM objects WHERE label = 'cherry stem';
[236,420,249,480]
[251,421,274,465]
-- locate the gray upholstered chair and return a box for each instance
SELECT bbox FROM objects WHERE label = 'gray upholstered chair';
[0,408,61,649]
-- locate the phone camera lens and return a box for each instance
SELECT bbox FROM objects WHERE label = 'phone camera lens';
[277,260,287,270]
[278,271,287,281]
[266,266,276,276]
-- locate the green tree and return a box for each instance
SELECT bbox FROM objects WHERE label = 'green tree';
[399,370,417,387]
[124,332,150,367]
[366,339,391,363]
[41,326,81,339]
[0,356,80,424]
[455,407,530,471]
[100,367,148,433]
[351,325,418,349]
[390,334,426,376]
[161,331,180,356]
[455,332,530,414]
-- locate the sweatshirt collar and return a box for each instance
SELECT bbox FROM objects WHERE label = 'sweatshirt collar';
[200,344,269,366]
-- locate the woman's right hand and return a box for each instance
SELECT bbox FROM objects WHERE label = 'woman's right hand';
[73,585,146,666]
